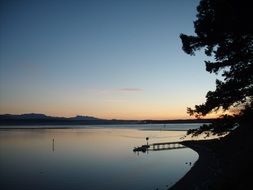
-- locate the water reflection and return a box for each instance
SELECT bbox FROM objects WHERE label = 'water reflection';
[52,138,55,152]
[0,127,198,190]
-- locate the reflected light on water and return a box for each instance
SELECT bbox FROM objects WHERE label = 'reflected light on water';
[0,127,198,190]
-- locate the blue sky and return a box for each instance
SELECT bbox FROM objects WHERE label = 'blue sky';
[0,0,217,119]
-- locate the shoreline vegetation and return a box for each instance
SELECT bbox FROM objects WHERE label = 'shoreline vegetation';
[169,122,252,190]
[171,0,253,188]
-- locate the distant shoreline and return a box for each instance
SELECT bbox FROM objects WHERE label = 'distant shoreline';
[0,119,214,126]
[0,123,202,131]
[0,113,216,125]
[0,127,195,131]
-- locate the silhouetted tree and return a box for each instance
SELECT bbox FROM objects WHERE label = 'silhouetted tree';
[180,0,253,118]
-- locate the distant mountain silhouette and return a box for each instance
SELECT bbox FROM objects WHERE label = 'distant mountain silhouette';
[0,113,100,120]
[70,115,100,121]
[0,113,50,120]
[0,113,215,126]
[0,113,138,126]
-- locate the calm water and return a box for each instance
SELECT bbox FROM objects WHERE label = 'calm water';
[0,125,199,190]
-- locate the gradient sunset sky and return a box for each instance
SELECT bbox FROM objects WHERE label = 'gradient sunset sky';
[0,0,217,119]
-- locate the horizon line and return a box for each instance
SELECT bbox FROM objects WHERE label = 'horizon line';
[0,112,217,121]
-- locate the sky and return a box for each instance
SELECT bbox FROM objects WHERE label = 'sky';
[0,0,218,120]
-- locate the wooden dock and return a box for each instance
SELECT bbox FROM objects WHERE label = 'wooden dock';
[133,141,186,152]
[150,142,186,151]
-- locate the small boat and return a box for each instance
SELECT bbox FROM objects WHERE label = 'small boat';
[133,145,150,152]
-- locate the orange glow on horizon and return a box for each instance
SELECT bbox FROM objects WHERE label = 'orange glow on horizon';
[0,97,222,120]
[0,109,221,120]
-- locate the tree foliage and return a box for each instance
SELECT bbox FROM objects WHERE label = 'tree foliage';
[180,0,253,118]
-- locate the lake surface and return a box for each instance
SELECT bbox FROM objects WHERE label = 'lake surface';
[0,125,199,190]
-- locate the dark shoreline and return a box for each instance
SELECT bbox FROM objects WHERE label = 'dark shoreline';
[169,125,253,190]
[169,140,221,190]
